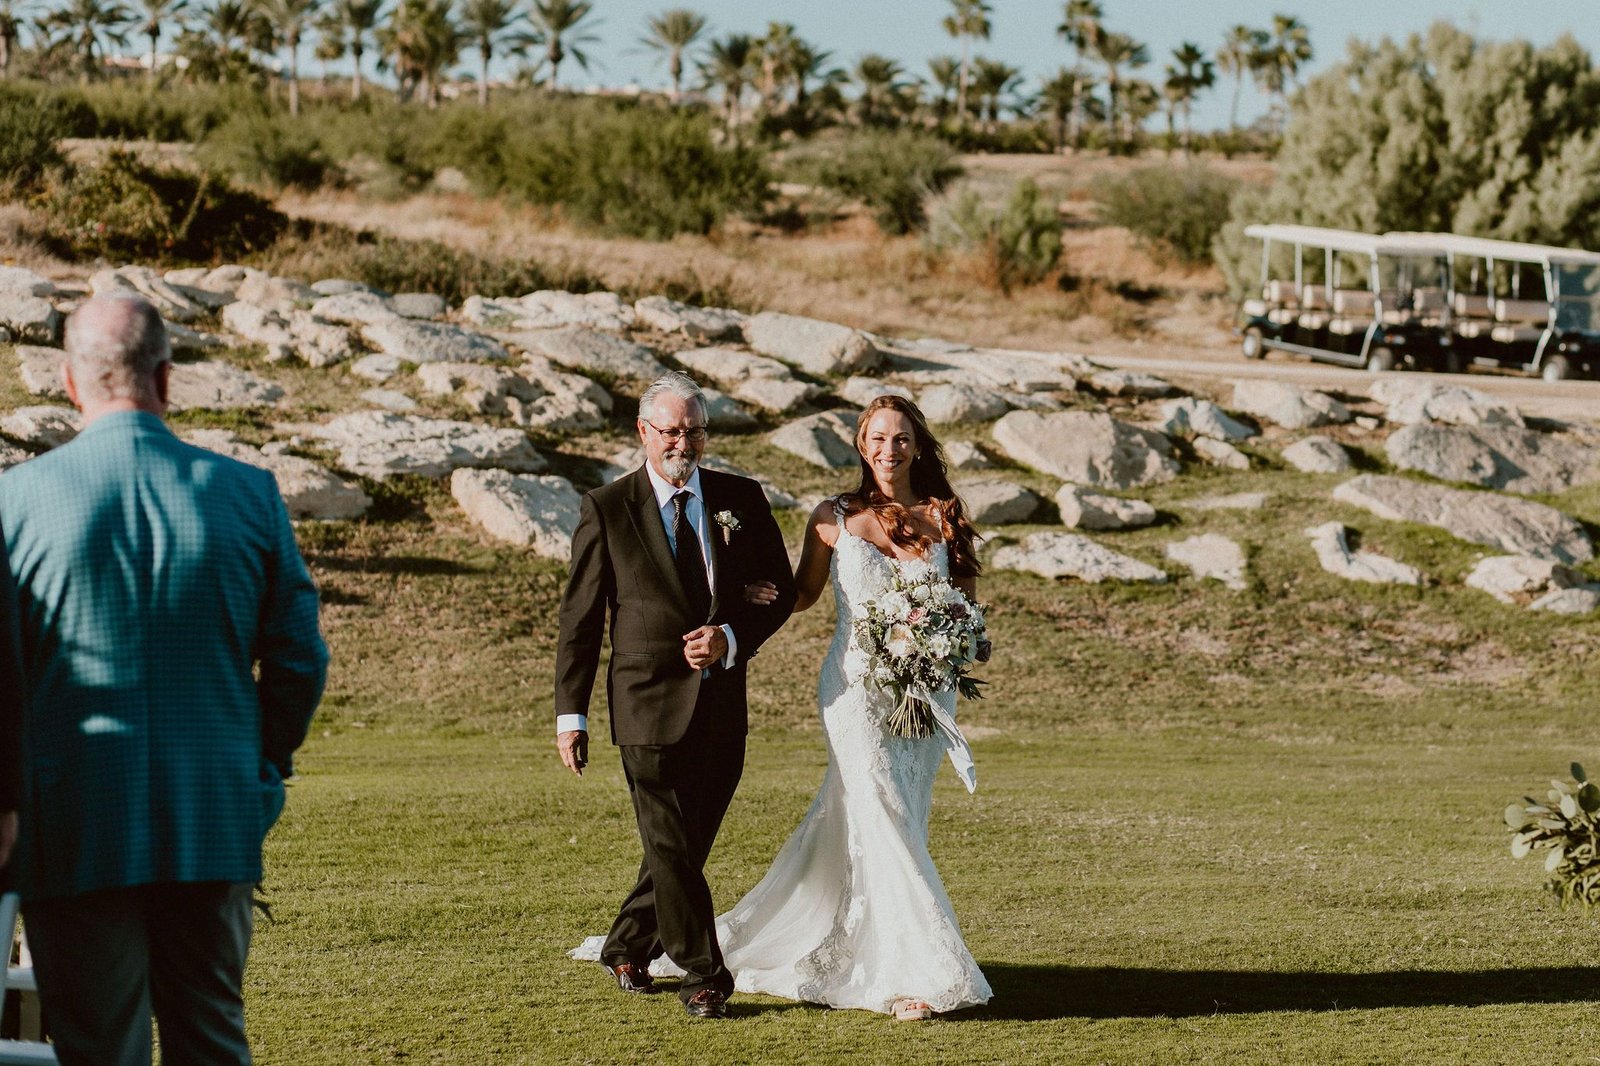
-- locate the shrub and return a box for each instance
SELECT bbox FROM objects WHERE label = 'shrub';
[250,224,603,305]
[1092,163,1239,265]
[782,129,963,235]
[929,179,1063,293]
[1506,762,1600,909]
[197,109,340,190]
[36,152,287,262]
[0,86,72,194]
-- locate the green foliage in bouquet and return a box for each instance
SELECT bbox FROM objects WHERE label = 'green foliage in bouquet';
[1505,762,1600,909]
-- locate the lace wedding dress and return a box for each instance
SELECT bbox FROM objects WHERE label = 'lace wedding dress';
[574,505,992,1015]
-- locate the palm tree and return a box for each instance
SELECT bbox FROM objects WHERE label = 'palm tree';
[527,0,595,88]
[378,0,458,104]
[970,55,1020,131]
[311,5,340,78]
[0,0,33,77]
[323,0,380,99]
[459,0,521,105]
[640,7,704,102]
[699,31,753,136]
[1038,68,1076,151]
[1093,29,1147,149]
[1055,0,1101,148]
[1216,24,1266,134]
[940,0,990,126]
[788,38,835,120]
[1119,76,1158,145]
[1258,13,1311,131]
[754,20,799,113]
[851,51,902,126]
[137,0,188,79]
[49,0,132,79]
[255,0,320,115]
[1165,40,1214,154]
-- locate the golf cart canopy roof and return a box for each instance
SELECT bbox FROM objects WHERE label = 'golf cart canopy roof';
[1243,224,1449,258]
[1387,232,1600,267]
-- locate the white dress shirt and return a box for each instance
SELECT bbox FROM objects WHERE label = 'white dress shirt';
[556,464,739,735]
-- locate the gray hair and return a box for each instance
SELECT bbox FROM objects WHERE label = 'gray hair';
[637,371,706,423]
[64,292,171,404]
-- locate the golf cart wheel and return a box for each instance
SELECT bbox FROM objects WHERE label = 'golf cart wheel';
[1241,327,1265,360]
[1366,346,1396,373]
[1541,355,1572,382]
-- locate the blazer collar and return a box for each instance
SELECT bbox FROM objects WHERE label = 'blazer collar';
[626,464,724,624]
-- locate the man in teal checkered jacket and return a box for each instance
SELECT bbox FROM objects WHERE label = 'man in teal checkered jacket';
[0,293,329,1066]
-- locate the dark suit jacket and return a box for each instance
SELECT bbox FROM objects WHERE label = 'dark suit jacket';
[554,466,797,746]
[0,537,21,816]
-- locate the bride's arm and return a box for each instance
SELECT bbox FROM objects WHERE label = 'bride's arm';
[792,501,839,613]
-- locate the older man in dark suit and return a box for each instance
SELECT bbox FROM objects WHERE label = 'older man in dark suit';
[555,371,796,1019]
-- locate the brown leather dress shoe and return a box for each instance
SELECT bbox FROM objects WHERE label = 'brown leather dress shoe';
[683,989,728,1019]
[602,962,658,994]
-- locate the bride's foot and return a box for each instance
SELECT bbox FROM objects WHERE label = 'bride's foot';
[892,999,934,1021]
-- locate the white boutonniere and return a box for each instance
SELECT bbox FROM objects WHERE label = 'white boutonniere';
[713,510,741,545]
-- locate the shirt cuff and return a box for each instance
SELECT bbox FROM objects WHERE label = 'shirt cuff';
[720,625,738,669]
[556,714,588,735]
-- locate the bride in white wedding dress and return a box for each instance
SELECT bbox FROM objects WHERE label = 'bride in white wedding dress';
[574,395,992,1020]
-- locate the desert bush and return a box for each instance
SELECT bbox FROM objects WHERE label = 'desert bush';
[1506,762,1600,909]
[197,109,340,190]
[0,86,72,194]
[929,179,1062,293]
[36,151,286,261]
[1092,162,1239,265]
[251,224,603,304]
[782,129,963,235]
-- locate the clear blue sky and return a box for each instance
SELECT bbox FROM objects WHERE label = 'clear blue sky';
[548,0,1599,131]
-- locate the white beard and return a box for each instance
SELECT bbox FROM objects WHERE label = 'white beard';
[661,453,698,482]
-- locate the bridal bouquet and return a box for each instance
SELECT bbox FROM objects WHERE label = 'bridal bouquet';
[852,560,990,739]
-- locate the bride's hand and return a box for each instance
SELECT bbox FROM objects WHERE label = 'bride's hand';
[743,580,779,606]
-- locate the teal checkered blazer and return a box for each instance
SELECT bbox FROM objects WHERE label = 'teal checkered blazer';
[0,411,328,902]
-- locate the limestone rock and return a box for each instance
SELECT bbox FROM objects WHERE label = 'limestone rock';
[308,412,545,479]
[351,354,403,382]
[1465,556,1581,604]
[1370,380,1525,427]
[1055,485,1157,530]
[1193,436,1250,470]
[0,405,79,448]
[1530,586,1600,615]
[418,358,610,432]
[633,296,746,341]
[1231,380,1349,429]
[992,411,1178,489]
[182,430,371,520]
[1089,369,1178,398]
[1335,474,1592,563]
[768,411,860,469]
[359,388,418,412]
[1305,522,1423,586]
[945,441,992,470]
[194,265,264,297]
[309,291,398,326]
[164,321,227,354]
[838,377,912,408]
[167,362,286,411]
[956,480,1041,525]
[462,290,635,332]
[90,266,206,322]
[222,302,355,366]
[1384,424,1600,495]
[918,383,1012,423]
[15,345,64,397]
[674,347,818,414]
[511,326,665,381]
[450,469,583,559]
[310,278,379,297]
[0,293,61,345]
[744,311,880,376]
[1282,436,1352,474]
[1186,491,1268,511]
[702,388,758,430]
[392,293,448,320]
[362,318,508,365]
[991,532,1168,584]
[1166,534,1247,590]
[1157,398,1255,442]
[235,273,318,313]
[0,266,55,298]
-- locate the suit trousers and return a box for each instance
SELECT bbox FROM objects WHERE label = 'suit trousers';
[603,683,745,1002]
[24,881,255,1066]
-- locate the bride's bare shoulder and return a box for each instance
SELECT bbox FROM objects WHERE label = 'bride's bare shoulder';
[809,497,844,547]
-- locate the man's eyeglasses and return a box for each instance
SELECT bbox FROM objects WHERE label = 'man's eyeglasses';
[642,419,708,445]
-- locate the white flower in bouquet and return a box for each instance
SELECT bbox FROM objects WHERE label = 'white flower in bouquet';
[885,624,917,659]
[880,591,912,620]
[927,633,953,658]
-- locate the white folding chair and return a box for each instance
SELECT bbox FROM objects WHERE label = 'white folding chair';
[0,893,56,1065]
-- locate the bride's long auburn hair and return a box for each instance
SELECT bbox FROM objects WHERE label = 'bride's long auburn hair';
[841,395,982,578]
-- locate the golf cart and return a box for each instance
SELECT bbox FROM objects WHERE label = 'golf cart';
[1410,232,1600,382]
[1237,224,1453,372]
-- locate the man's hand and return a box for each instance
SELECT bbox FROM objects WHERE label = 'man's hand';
[557,730,588,777]
[743,580,779,606]
[682,625,729,670]
[0,811,17,868]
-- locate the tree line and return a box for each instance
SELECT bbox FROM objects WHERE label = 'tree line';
[0,0,1312,145]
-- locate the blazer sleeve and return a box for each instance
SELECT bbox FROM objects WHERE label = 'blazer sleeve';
[254,486,330,779]
[724,481,797,663]
[0,540,22,813]
[553,491,613,723]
